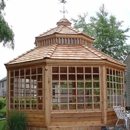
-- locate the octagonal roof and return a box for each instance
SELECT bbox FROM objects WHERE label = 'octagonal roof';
[6,43,125,66]
[5,18,125,67]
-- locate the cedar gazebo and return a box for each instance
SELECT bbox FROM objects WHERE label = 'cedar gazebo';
[5,18,126,130]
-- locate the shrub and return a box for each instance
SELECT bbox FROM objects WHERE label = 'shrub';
[0,106,6,118]
[6,110,28,130]
[0,98,6,118]
[0,119,7,130]
[0,99,6,109]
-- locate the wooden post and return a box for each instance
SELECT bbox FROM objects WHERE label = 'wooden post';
[44,65,51,126]
[102,66,107,124]
[6,70,10,118]
[122,71,125,107]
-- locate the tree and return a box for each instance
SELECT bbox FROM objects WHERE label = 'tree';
[71,5,130,61]
[0,0,14,49]
[59,0,67,4]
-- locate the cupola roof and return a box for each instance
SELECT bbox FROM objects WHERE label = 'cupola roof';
[56,18,71,26]
[36,18,94,41]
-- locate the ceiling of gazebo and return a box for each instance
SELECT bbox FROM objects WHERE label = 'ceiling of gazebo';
[6,43,125,66]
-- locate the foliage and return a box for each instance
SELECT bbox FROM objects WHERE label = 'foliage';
[59,0,67,4]
[0,98,6,109]
[14,99,37,108]
[0,0,14,49]
[71,4,130,61]
[0,98,6,118]
[0,119,6,130]
[6,110,28,130]
[0,106,6,118]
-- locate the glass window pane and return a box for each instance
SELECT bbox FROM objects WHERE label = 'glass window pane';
[52,75,59,80]
[77,82,84,88]
[85,74,91,80]
[60,74,67,80]
[77,74,84,80]
[77,67,83,73]
[69,67,75,73]
[77,89,84,95]
[85,67,91,73]
[69,75,75,80]
[85,82,92,88]
[60,67,67,73]
[52,67,59,73]
[93,67,99,73]
[31,68,36,75]
[85,89,92,95]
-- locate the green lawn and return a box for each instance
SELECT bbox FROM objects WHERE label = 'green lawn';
[0,119,6,130]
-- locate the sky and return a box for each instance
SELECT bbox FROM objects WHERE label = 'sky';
[0,0,130,79]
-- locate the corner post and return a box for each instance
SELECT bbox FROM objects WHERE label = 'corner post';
[102,66,107,124]
[44,65,51,127]
[6,70,10,118]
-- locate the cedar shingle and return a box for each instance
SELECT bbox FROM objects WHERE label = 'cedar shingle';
[6,43,125,66]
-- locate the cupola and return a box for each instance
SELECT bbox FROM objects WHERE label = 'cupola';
[34,18,94,48]
[56,18,71,26]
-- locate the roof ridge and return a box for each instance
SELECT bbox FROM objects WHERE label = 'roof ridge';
[40,27,57,37]
[6,47,37,64]
[43,43,58,58]
[66,26,80,33]
[49,43,58,58]
[81,44,105,59]
[81,44,125,66]
[55,25,64,33]
[92,47,125,65]
[81,32,94,39]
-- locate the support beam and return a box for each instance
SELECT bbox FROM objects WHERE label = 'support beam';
[102,66,107,124]
[44,65,51,126]
[6,70,10,118]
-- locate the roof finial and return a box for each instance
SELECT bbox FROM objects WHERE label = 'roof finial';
[59,0,67,18]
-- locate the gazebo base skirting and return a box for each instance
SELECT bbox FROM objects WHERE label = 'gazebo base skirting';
[13,110,117,130]
[28,124,108,130]
[27,111,117,130]
[29,126,104,130]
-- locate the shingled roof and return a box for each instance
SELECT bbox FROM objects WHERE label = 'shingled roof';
[5,18,125,67]
[6,43,125,66]
[36,18,94,40]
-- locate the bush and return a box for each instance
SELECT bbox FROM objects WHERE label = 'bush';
[6,110,28,130]
[0,98,6,118]
[0,106,6,118]
[0,119,6,130]
[0,98,6,109]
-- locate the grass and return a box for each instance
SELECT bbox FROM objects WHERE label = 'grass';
[0,119,6,130]
[7,110,28,130]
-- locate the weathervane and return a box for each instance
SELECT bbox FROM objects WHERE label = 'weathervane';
[59,0,67,18]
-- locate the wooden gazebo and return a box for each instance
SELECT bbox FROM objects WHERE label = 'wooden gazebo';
[5,18,126,130]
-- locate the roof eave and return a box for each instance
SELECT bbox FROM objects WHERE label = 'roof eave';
[79,33,95,40]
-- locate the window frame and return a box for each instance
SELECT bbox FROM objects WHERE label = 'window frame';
[9,67,43,111]
[51,66,101,111]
